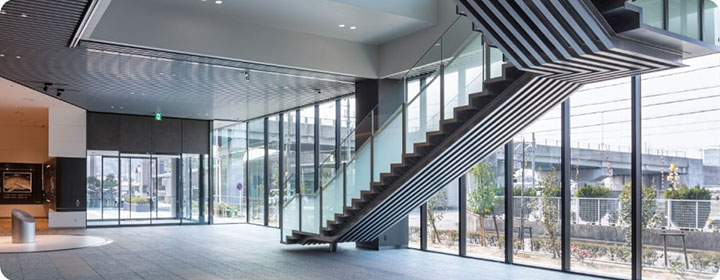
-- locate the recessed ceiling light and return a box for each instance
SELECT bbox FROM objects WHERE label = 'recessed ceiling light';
[15,56,21,59]
[338,24,345,28]
[350,26,357,30]
[130,92,136,95]
[20,13,27,18]
[110,106,115,109]
[119,106,124,110]
[0,11,6,15]
[215,0,222,4]
[159,72,164,75]
[0,54,4,57]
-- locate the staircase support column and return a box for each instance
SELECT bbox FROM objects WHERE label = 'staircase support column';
[330,242,337,252]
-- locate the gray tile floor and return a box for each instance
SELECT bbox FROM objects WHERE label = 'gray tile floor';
[0,224,600,280]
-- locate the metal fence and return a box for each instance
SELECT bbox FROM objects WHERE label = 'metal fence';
[506,196,719,231]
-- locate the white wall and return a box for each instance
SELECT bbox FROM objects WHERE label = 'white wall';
[378,0,459,78]
[49,103,86,158]
[90,0,379,78]
[0,77,86,160]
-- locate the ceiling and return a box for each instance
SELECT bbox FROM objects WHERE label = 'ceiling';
[0,0,357,121]
[91,0,438,45]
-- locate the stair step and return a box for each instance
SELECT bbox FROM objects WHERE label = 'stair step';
[390,163,409,174]
[402,153,422,165]
[470,94,495,108]
[412,142,434,156]
[360,190,377,201]
[426,130,449,145]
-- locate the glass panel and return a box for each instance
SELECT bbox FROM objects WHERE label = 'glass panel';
[181,154,201,224]
[406,77,441,153]
[212,121,247,224]
[427,180,459,254]
[345,144,371,206]
[444,34,484,121]
[86,153,103,222]
[322,169,343,229]
[373,108,403,182]
[87,151,121,226]
[122,156,153,224]
[282,193,299,242]
[300,107,318,233]
[466,148,505,261]
[408,206,421,249]
[512,106,562,269]
[155,155,178,224]
[281,112,298,241]
[669,0,701,39]
[570,78,632,278]
[641,53,720,279]
[490,47,504,79]
[319,102,336,188]
[268,116,280,227]
[340,97,356,163]
[248,119,265,225]
[704,0,720,45]
[633,0,664,28]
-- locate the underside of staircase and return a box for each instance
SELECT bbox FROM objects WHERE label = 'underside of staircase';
[285,0,719,246]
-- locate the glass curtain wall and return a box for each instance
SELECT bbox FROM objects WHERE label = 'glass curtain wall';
[426,181,459,254]
[300,106,318,233]
[268,116,281,227]
[641,53,720,279]
[282,111,298,241]
[570,78,633,278]
[632,0,720,45]
[212,121,247,224]
[248,119,266,225]
[512,106,563,269]
[466,148,505,261]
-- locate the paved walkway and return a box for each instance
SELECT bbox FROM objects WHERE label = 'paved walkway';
[0,224,600,279]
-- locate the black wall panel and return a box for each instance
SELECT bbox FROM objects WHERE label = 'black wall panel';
[152,118,182,154]
[119,115,152,153]
[87,112,209,155]
[182,120,210,154]
[87,113,120,151]
[55,158,87,211]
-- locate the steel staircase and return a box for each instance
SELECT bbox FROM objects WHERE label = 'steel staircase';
[284,0,719,246]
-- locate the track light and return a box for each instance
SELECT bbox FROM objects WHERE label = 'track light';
[244,71,250,81]
[43,82,52,92]
[56,88,64,97]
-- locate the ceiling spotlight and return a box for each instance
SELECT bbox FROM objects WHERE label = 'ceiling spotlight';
[350,26,357,30]
[110,105,115,109]
[338,24,345,28]
[15,55,20,59]
[131,92,136,95]
[315,89,321,94]
[43,82,52,92]
[0,54,4,57]
[56,88,64,97]
[215,0,222,4]
[20,13,27,18]
[244,71,250,81]
[0,11,6,15]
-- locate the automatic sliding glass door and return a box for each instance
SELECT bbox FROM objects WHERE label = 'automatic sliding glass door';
[181,154,204,224]
[87,151,189,226]
[120,155,154,225]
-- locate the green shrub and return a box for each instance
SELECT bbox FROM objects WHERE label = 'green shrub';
[124,196,149,204]
[513,187,537,197]
[664,185,711,200]
[576,185,611,198]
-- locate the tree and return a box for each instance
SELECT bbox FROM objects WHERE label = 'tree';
[103,174,118,206]
[427,190,447,244]
[467,162,503,247]
[539,169,561,258]
[618,182,662,245]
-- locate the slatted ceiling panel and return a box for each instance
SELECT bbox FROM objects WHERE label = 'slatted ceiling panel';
[0,1,356,121]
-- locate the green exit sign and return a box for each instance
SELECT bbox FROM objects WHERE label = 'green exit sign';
[155,113,162,120]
